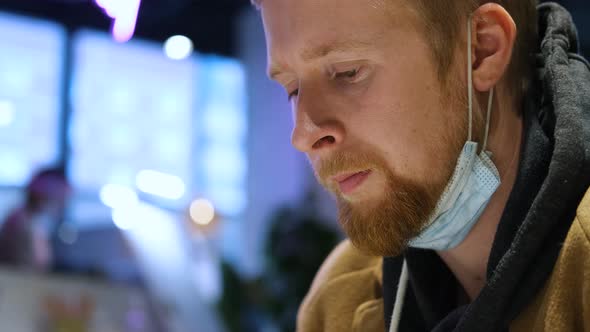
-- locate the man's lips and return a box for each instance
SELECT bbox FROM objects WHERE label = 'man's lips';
[332,170,372,194]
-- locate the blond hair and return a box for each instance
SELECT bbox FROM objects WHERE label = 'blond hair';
[253,0,538,102]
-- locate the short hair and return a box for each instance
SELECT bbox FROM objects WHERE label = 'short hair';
[406,0,538,102]
[253,0,538,102]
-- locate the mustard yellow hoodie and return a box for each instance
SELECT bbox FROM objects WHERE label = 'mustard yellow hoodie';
[298,188,590,331]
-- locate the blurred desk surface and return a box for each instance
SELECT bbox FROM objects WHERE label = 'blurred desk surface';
[0,267,157,332]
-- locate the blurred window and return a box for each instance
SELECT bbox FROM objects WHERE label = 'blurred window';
[0,12,65,186]
[68,30,247,229]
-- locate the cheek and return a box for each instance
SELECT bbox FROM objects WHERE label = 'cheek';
[347,69,453,181]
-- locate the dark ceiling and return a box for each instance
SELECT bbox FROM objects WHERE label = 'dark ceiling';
[0,1,587,57]
[0,0,250,56]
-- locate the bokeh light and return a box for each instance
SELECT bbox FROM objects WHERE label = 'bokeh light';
[95,0,142,42]
[189,199,215,226]
[99,183,139,209]
[136,169,186,200]
[57,224,78,245]
[112,207,139,231]
[164,35,193,60]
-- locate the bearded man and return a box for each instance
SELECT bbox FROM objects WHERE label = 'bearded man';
[252,0,590,331]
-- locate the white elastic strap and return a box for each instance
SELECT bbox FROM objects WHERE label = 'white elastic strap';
[482,87,494,151]
[467,16,495,150]
[467,16,473,142]
[389,259,409,332]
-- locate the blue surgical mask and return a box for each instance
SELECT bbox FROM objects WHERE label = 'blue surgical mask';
[409,17,501,251]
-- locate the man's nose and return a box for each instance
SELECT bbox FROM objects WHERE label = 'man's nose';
[290,88,345,154]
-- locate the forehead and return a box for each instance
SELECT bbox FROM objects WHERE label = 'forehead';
[261,0,415,69]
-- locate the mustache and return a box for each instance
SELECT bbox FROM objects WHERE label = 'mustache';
[315,150,384,188]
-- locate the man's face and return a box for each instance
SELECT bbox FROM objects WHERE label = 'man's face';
[262,0,468,256]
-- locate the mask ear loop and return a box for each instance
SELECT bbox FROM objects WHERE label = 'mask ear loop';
[467,15,474,142]
[482,87,494,151]
[467,15,495,150]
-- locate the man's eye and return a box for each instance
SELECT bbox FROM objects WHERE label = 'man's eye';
[288,89,299,101]
[334,69,359,80]
[332,66,370,84]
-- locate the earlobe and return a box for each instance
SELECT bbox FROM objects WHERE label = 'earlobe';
[471,4,517,92]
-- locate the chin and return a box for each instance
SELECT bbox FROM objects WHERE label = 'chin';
[348,230,410,257]
[337,204,407,257]
[336,180,436,257]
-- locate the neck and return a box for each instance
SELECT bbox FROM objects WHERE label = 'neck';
[437,94,523,301]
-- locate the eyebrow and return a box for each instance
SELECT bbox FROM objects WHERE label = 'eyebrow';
[268,38,376,81]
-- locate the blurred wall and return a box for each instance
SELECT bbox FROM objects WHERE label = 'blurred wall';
[237,8,314,278]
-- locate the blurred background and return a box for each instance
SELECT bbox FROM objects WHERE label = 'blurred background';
[0,0,586,331]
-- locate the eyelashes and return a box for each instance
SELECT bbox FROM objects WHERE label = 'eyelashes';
[286,64,372,101]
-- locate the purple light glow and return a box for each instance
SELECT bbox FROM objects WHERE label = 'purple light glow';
[95,0,142,42]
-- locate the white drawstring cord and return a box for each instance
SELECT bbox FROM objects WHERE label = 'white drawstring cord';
[389,259,409,332]
[482,87,495,152]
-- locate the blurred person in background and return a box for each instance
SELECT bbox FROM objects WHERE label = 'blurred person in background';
[0,166,70,272]
[252,0,590,331]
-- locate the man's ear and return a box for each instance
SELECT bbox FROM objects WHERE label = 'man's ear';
[471,3,517,92]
